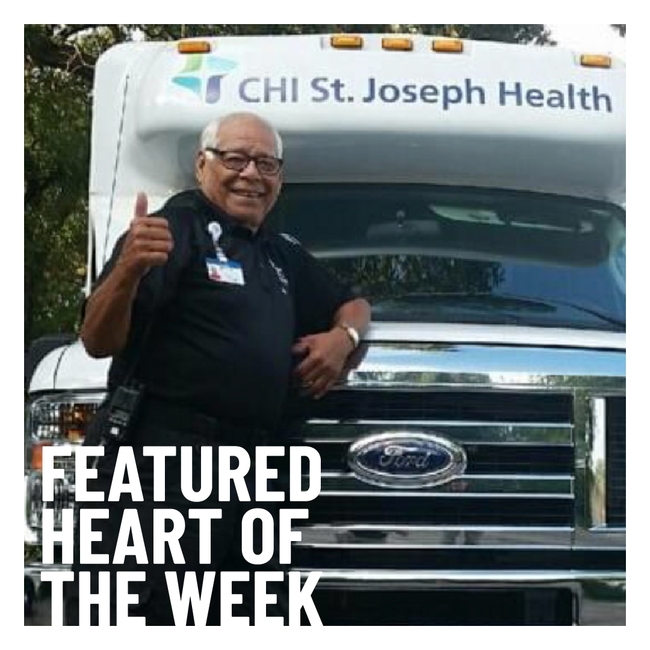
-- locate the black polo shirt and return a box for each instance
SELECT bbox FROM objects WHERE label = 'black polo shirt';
[97,189,354,429]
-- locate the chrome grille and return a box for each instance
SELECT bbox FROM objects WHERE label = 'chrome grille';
[288,395,575,534]
[285,341,626,576]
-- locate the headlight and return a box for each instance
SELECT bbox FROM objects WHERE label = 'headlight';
[25,392,105,540]
[28,393,106,444]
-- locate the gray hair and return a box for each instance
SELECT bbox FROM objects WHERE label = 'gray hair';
[199,112,283,158]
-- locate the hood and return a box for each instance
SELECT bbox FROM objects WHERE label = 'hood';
[367,322,625,350]
[27,323,624,396]
[29,341,111,394]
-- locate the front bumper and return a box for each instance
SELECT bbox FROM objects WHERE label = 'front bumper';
[309,570,625,625]
[25,563,625,625]
[314,570,626,625]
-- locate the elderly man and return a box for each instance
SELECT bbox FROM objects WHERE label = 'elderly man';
[67,111,371,625]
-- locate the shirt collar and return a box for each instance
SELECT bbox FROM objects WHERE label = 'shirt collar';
[194,189,270,242]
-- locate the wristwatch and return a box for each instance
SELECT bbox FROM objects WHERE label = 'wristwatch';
[336,322,360,350]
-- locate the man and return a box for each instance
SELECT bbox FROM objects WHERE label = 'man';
[68,111,371,625]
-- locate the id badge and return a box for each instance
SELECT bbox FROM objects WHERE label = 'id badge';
[206,257,245,285]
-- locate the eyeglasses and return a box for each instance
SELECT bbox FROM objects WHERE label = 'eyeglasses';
[204,148,283,177]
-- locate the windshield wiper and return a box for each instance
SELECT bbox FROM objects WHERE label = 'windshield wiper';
[387,292,626,330]
[488,293,625,330]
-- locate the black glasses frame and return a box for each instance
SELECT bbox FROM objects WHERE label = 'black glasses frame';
[204,148,283,176]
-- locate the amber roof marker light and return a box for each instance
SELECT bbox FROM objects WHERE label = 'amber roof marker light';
[331,35,364,50]
[432,38,464,53]
[177,40,212,54]
[580,54,613,69]
[382,37,414,52]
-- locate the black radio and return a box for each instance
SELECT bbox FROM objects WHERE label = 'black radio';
[103,383,144,445]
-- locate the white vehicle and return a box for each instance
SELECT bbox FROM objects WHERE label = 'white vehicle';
[25,33,625,625]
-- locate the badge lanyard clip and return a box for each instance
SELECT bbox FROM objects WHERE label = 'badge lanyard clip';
[207,221,228,262]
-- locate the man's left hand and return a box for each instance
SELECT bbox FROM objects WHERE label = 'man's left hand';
[292,328,355,399]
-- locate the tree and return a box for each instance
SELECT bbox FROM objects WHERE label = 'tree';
[24,24,552,348]
[25,26,151,346]
[25,46,89,346]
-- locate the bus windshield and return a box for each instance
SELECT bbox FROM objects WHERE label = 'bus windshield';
[267,184,626,331]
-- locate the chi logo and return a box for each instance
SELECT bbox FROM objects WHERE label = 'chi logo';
[171,54,238,104]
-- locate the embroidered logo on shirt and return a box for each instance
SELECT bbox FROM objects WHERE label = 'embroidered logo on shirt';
[280,232,301,246]
[268,258,289,295]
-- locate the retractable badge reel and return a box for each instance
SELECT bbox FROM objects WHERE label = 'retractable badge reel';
[207,221,226,260]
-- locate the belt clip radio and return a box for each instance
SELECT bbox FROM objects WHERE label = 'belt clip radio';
[104,382,144,445]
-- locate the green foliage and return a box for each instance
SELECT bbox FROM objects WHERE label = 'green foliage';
[25,25,136,346]
[423,24,552,44]
[23,24,553,349]
[136,24,551,42]
[25,62,90,344]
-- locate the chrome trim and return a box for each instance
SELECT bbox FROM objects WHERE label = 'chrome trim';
[24,475,39,546]
[319,474,573,495]
[346,375,624,391]
[297,525,574,547]
[344,343,625,390]
[25,562,72,578]
[587,397,607,528]
[28,390,107,413]
[363,322,625,352]
[299,421,573,445]
[573,392,626,547]
[297,569,625,583]
[316,490,573,500]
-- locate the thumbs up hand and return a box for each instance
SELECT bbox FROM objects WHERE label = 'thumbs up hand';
[116,192,174,278]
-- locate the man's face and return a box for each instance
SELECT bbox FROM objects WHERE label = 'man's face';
[195,117,282,230]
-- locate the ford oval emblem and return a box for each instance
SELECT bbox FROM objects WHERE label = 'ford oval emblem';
[347,432,467,489]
